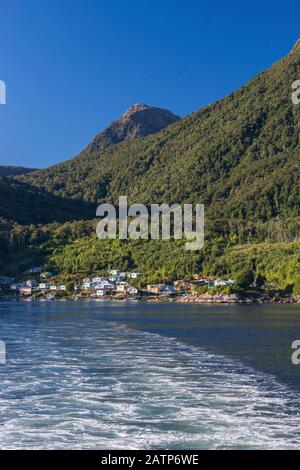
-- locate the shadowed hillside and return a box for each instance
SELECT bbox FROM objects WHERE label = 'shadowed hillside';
[0,177,95,224]
[0,166,37,177]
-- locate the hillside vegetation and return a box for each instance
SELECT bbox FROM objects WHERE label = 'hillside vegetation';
[0,177,94,224]
[0,44,298,287]
[1,219,299,293]
[21,45,300,234]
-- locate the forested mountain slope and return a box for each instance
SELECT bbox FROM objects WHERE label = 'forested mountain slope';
[0,177,94,224]
[2,43,299,287]
[21,44,300,229]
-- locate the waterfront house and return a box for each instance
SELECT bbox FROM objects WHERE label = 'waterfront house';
[38,283,50,290]
[93,282,102,290]
[19,287,33,297]
[50,285,58,291]
[60,286,66,291]
[127,287,139,295]
[93,278,110,289]
[116,284,128,293]
[214,279,235,287]
[83,281,93,290]
[99,281,115,291]
[174,280,190,292]
[163,285,177,294]
[96,289,108,297]
[147,284,165,294]
[186,280,208,291]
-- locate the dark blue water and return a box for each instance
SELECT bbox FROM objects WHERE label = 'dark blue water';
[0,300,300,449]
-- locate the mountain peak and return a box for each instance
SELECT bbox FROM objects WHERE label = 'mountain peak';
[124,103,149,113]
[88,103,180,152]
[120,103,150,120]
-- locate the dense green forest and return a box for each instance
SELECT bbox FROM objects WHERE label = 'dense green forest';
[0,45,299,289]
[0,177,94,224]
[0,218,299,293]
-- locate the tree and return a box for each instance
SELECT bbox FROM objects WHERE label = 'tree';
[256,273,266,289]
[235,269,255,290]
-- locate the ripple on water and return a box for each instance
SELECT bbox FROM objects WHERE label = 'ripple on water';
[0,320,300,449]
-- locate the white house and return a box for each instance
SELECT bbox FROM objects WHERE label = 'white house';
[99,282,115,290]
[60,285,66,291]
[214,279,235,287]
[116,284,127,293]
[129,272,141,279]
[127,287,139,295]
[96,289,108,297]
[109,275,122,283]
[92,277,107,284]
[93,283,102,290]
[50,285,58,291]
[214,279,226,287]
[38,283,50,290]
[108,270,119,276]
[83,282,93,290]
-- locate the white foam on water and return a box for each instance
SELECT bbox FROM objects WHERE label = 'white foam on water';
[0,320,300,449]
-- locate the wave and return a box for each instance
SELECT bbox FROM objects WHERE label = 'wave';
[0,320,300,449]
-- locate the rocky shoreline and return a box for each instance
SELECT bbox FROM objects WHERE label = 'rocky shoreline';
[174,293,300,304]
[1,293,300,305]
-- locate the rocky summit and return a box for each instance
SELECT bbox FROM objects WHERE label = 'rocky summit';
[87,103,180,152]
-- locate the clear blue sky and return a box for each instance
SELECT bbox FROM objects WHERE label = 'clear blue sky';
[0,0,299,168]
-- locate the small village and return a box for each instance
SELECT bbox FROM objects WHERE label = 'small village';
[0,266,241,303]
[1,267,299,304]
